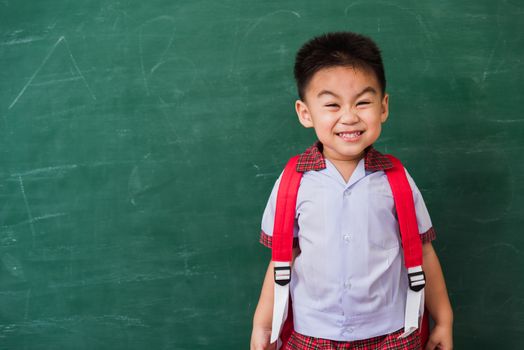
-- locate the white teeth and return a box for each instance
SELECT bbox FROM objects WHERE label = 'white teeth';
[339,131,361,138]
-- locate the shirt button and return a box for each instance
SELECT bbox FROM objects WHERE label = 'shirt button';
[344,189,352,197]
[344,279,352,290]
[343,234,351,243]
[342,327,354,336]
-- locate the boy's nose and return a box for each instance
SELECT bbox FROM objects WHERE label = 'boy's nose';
[339,107,359,124]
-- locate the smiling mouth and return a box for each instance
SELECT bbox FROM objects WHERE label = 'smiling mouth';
[337,131,364,141]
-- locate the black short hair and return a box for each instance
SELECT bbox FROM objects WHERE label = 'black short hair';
[294,32,386,100]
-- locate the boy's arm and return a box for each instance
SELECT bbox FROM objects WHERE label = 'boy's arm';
[422,242,454,350]
[251,248,300,350]
[251,260,275,350]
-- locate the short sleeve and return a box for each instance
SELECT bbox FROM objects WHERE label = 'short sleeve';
[259,171,300,248]
[404,168,437,243]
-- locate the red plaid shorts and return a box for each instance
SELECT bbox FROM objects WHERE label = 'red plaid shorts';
[283,328,421,350]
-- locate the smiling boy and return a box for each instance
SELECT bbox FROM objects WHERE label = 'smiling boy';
[251,32,453,350]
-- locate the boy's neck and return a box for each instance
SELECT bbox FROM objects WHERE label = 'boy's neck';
[322,150,365,184]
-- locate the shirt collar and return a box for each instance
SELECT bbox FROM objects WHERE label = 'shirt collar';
[296,140,393,173]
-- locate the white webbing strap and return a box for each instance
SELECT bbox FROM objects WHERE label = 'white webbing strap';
[271,261,291,344]
[399,266,426,338]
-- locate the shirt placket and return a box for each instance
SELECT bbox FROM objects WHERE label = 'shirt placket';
[339,178,369,337]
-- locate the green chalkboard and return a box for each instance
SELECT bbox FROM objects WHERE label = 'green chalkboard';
[1,1,523,349]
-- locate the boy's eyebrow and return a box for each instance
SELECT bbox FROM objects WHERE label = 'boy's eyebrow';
[316,86,378,99]
[317,90,341,99]
[354,86,378,98]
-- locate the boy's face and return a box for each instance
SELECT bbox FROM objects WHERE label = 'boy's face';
[295,66,389,164]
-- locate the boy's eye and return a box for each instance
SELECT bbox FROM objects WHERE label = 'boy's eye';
[356,101,371,106]
[325,103,339,108]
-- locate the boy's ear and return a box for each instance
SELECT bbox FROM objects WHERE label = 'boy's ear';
[295,100,314,128]
[380,93,389,123]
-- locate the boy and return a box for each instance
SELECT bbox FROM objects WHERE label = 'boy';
[250,32,453,350]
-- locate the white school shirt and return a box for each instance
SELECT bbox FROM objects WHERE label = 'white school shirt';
[260,141,436,341]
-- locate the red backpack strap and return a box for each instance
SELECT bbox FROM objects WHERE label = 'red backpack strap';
[384,155,425,290]
[272,155,303,265]
[386,154,429,348]
[270,155,303,346]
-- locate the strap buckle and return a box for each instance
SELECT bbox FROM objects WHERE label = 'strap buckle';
[274,266,291,286]
[408,270,426,292]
